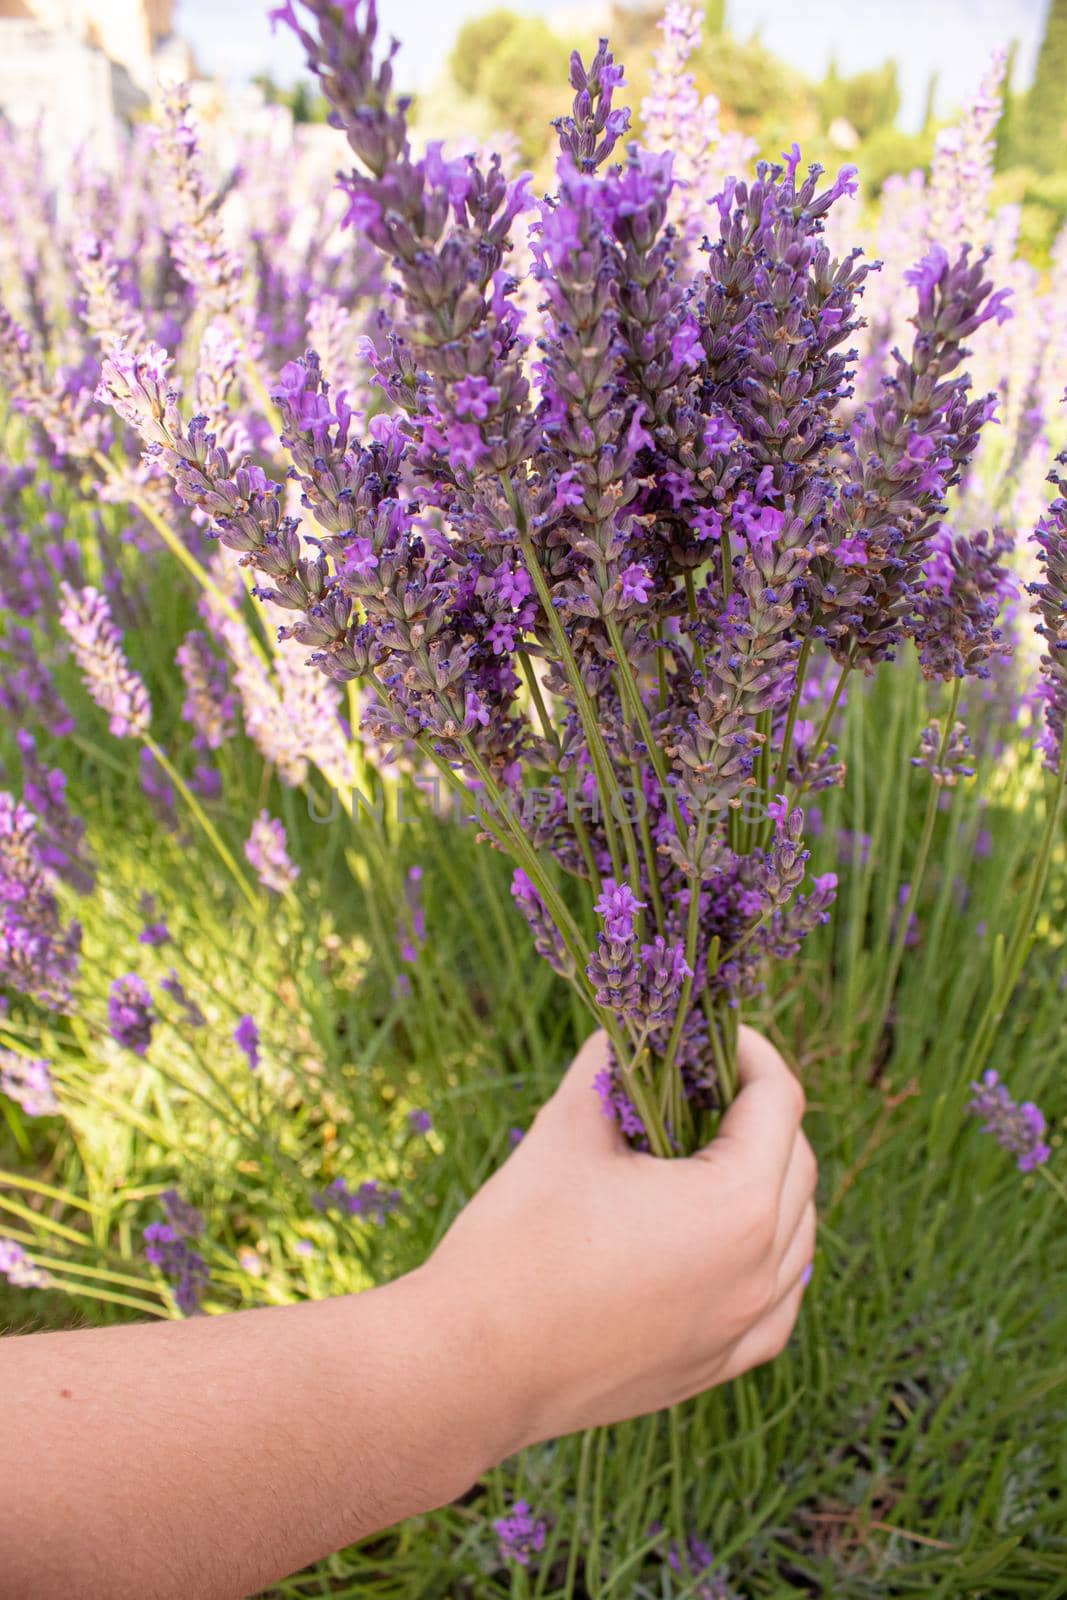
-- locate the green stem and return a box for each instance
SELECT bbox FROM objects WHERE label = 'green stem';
[785,660,851,812]
[961,738,1067,1082]
[771,636,812,796]
[862,683,961,1071]
[513,522,625,877]
[605,616,686,842]
[92,451,255,644]
[563,1431,595,1600]
[143,737,260,914]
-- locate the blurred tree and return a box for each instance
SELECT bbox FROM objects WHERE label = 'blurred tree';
[1017,0,1067,173]
[857,126,935,194]
[816,58,901,140]
[251,73,328,124]
[920,69,938,135]
[705,0,726,35]
[994,41,1020,171]
[448,8,523,97]
[692,31,813,135]
[479,17,571,161]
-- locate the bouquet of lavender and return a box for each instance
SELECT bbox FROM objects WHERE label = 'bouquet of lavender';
[99,0,1061,1165]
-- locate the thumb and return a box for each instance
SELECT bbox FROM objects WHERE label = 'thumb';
[538,1030,626,1155]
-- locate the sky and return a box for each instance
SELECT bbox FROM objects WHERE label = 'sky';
[175,0,1048,134]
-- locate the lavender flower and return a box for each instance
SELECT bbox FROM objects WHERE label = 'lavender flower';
[15,731,95,894]
[911,721,975,787]
[0,791,82,1008]
[0,625,74,737]
[0,1237,50,1289]
[0,1050,59,1116]
[398,865,426,963]
[107,974,155,1055]
[1029,442,1067,770]
[245,811,298,894]
[58,583,151,738]
[144,1188,209,1315]
[176,630,237,751]
[311,1176,401,1225]
[159,969,206,1028]
[408,1108,432,1134]
[493,1499,547,1568]
[967,1070,1051,1172]
[234,1014,261,1071]
[156,83,245,321]
[641,2,755,263]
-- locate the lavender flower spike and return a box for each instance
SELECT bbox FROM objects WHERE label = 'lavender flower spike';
[108,974,156,1055]
[234,1014,261,1071]
[493,1499,547,1568]
[0,1050,59,1117]
[967,1070,1051,1173]
[245,811,299,894]
[59,584,151,738]
[1029,442,1067,771]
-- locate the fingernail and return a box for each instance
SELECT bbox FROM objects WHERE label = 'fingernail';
[801,1261,814,1288]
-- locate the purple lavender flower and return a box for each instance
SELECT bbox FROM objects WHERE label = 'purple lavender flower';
[144,1189,209,1315]
[0,625,74,737]
[107,974,155,1055]
[967,1070,1051,1173]
[15,731,95,894]
[493,1499,547,1568]
[408,1108,432,1134]
[593,1064,646,1142]
[911,720,975,787]
[159,969,206,1028]
[245,811,298,894]
[0,1050,59,1117]
[398,864,425,963]
[139,747,177,829]
[58,583,151,739]
[234,1014,261,1071]
[311,1176,401,1225]
[1029,443,1067,770]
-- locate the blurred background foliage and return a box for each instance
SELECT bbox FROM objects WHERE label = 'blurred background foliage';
[338,0,1067,265]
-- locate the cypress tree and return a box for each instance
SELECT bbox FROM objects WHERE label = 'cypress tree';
[1020,0,1067,172]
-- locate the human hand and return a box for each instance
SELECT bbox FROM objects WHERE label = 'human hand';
[421,1025,816,1457]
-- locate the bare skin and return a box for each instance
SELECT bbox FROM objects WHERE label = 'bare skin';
[0,1026,815,1599]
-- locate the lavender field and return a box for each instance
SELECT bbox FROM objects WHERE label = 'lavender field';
[1,1,1066,1594]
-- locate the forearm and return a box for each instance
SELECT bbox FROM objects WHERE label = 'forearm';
[0,1266,515,1600]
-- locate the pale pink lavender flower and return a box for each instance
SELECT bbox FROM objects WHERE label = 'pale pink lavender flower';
[0,791,82,1008]
[176,630,237,751]
[58,583,151,739]
[245,811,298,894]
[640,2,756,263]
[0,1050,59,1117]
[0,1236,50,1289]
